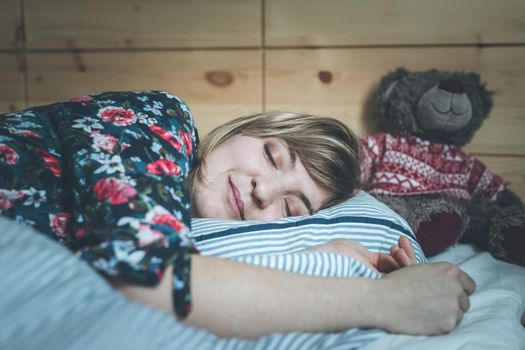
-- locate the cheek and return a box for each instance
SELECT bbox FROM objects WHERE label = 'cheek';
[191,179,226,219]
[192,188,213,218]
[252,206,283,222]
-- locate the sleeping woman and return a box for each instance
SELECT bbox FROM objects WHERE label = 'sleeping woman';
[0,91,474,338]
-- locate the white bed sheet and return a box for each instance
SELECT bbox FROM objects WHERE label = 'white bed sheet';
[2,215,523,350]
[363,244,525,350]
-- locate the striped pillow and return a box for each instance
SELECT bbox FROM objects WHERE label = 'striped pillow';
[190,191,426,278]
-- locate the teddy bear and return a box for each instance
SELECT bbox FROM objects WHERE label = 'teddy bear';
[360,67,525,266]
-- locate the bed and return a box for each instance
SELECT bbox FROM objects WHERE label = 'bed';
[365,245,525,350]
[0,193,524,350]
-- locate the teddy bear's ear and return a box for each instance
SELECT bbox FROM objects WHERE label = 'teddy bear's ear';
[377,67,410,104]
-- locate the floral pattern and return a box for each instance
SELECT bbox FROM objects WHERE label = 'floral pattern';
[0,91,199,318]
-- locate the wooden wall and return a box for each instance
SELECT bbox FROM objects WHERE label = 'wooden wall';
[1,0,524,198]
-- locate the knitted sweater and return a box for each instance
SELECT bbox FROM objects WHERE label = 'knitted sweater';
[360,133,508,201]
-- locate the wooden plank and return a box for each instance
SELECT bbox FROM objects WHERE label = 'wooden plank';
[266,0,525,46]
[265,46,525,156]
[25,0,261,49]
[26,50,262,135]
[477,155,525,200]
[0,0,22,50]
[0,53,25,114]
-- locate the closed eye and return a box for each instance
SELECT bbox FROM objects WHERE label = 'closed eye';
[264,144,277,168]
[283,197,307,217]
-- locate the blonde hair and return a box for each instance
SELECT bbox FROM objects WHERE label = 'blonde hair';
[192,112,362,209]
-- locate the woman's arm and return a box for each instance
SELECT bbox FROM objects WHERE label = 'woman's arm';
[113,254,475,338]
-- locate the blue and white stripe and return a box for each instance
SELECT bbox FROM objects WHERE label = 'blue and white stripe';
[0,192,424,350]
[192,191,426,266]
[233,251,381,279]
[179,191,426,349]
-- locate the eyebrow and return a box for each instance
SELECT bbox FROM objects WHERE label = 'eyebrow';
[299,193,314,215]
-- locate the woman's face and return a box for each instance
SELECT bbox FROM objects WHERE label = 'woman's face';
[191,135,329,221]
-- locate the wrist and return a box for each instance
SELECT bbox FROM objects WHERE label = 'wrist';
[321,277,386,331]
[353,278,393,330]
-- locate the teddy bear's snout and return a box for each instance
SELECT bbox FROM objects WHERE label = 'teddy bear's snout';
[415,78,472,133]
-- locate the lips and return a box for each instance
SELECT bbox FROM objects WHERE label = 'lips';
[228,177,245,220]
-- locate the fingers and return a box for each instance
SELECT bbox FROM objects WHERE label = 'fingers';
[376,236,418,272]
[442,264,474,329]
[455,309,464,329]
[390,245,412,267]
[459,293,470,313]
[398,236,417,263]
[457,269,476,295]
[372,252,401,273]
[389,236,416,267]
[456,285,471,328]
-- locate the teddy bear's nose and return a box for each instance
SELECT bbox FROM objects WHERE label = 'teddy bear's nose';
[438,78,465,94]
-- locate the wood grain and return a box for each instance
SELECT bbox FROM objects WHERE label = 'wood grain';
[11,0,525,201]
[26,50,262,135]
[0,0,22,50]
[0,53,25,113]
[25,0,261,49]
[265,46,525,156]
[266,0,525,46]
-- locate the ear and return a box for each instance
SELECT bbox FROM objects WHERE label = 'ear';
[377,67,410,104]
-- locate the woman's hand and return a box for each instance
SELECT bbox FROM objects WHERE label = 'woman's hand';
[376,262,476,335]
[304,236,416,273]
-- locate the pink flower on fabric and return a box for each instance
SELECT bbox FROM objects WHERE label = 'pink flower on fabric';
[8,128,41,138]
[152,212,185,232]
[149,125,182,151]
[145,205,186,233]
[92,131,118,153]
[34,147,61,177]
[98,106,137,126]
[180,131,193,156]
[0,143,20,165]
[20,130,41,138]
[68,95,94,103]
[93,177,137,204]
[136,224,165,247]
[0,189,24,209]
[146,159,180,176]
[49,212,71,237]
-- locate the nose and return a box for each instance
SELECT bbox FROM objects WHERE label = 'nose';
[251,176,281,209]
[438,78,465,94]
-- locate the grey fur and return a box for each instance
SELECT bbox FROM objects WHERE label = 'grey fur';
[371,67,524,265]
[377,67,492,145]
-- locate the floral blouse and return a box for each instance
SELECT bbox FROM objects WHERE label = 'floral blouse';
[0,91,199,318]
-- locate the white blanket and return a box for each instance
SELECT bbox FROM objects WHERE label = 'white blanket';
[363,245,525,350]
[1,215,523,350]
